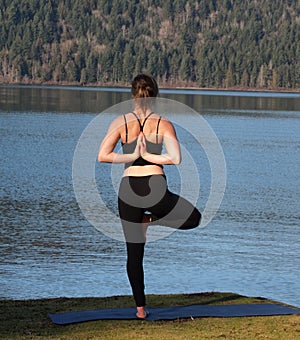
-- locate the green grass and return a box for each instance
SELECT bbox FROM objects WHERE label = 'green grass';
[1,292,299,339]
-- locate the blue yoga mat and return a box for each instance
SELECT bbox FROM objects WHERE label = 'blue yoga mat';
[49,303,300,324]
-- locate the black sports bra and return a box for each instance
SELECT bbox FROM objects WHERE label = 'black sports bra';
[121,112,163,169]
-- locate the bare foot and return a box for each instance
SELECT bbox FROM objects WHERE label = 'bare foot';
[141,213,152,242]
[136,306,148,319]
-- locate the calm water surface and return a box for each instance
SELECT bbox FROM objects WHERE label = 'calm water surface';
[0,86,299,307]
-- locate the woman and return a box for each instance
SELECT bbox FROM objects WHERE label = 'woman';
[98,74,201,318]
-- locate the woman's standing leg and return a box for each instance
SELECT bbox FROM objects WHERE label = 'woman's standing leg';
[125,242,146,307]
[118,177,146,308]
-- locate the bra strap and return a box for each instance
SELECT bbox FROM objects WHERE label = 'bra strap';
[132,111,154,132]
[156,116,162,143]
[123,114,128,143]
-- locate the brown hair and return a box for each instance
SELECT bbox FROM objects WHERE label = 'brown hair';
[131,74,159,98]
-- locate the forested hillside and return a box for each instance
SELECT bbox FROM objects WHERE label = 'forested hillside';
[0,0,299,89]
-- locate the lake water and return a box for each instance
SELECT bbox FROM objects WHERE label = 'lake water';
[0,85,300,308]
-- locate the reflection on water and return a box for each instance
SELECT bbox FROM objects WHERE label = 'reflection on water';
[0,86,299,308]
[1,85,299,114]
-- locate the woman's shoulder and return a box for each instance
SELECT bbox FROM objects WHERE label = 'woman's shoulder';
[114,114,131,124]
[155,115,177,136]
[158,115,173,127]
[107,115,126,132]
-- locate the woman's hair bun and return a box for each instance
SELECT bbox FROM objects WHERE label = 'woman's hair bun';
[131,74,158,98]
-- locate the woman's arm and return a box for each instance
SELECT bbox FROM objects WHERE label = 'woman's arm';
[98,116,140,163]
[140,120,181,165]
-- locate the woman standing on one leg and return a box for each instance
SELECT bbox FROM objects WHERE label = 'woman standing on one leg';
[98,74,201,318]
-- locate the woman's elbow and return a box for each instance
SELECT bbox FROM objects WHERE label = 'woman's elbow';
[172,155,181,165]
[98,153,106,162]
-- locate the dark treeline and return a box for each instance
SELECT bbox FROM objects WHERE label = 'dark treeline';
[0,0,299,89]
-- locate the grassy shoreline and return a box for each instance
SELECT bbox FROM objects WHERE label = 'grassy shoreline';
[1,292,300,339]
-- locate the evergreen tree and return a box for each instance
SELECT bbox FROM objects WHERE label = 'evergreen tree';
[123,41,135,80]
[86,52,98,82]
[66,60,79,82]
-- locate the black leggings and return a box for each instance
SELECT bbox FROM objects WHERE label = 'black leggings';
[118,175,201,306]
